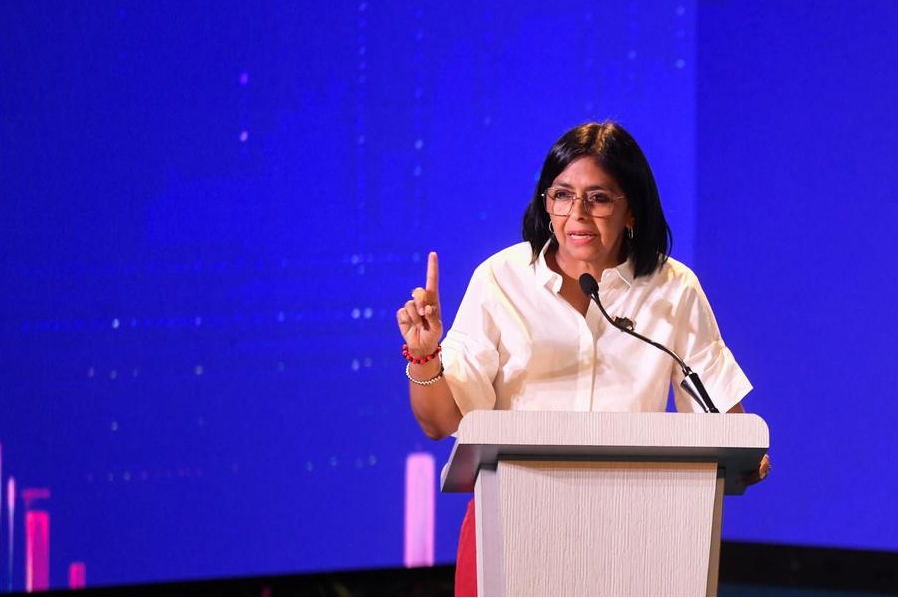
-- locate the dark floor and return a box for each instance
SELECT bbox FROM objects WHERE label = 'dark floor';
[43,541,898,596]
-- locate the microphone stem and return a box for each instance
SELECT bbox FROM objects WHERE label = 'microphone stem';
[588,290,719,414]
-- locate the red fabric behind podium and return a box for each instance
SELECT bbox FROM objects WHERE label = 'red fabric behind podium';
[455,498,477,597]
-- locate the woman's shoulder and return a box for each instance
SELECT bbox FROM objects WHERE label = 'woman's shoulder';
[644,255,703,291]
[473,241,533,274]
[464,242,536,290]
[661,255,698,278]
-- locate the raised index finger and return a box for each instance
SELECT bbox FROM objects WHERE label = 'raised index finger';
[425,251,439,296]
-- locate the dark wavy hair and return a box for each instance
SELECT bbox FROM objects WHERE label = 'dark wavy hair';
[522,121,672,278]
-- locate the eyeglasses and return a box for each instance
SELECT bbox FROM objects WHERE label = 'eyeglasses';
[542,187,625,217]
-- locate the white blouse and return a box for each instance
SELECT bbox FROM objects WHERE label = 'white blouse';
[442,241,751,417]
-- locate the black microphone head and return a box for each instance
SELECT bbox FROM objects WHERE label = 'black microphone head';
[578,273,599,296]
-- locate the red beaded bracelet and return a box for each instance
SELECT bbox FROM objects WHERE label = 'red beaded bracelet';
[402,343,441,364]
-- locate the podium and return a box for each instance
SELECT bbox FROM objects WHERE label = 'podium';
[440,411,769,597]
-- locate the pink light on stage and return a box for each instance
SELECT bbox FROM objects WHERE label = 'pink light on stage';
[7,477,15,593]
[23,488,50,593]
[0,443,3,591]
[403,452,435,568]
[25,511,49,593]
[68,562,86,589]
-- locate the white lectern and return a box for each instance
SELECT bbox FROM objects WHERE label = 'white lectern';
[440,411,769,597]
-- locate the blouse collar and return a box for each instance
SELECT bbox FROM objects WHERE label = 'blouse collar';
[535,240,635,293]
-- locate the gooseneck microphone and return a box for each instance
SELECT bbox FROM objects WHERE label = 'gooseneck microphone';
[578,273,719,413]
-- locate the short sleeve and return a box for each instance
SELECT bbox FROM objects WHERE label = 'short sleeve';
[441,265,501,415]
[671,272,752,414]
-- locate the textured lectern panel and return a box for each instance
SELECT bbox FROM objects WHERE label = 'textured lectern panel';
[497,460,718,597]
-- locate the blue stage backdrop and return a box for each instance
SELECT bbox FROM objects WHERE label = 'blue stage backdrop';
[0,1,895,591]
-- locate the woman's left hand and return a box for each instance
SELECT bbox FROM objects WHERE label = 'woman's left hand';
[726,403,771,487]
[740,453,771,487]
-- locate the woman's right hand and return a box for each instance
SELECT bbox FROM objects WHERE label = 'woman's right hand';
[396,251,443,357]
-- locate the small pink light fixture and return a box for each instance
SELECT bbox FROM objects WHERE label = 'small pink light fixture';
[403,452,435,568]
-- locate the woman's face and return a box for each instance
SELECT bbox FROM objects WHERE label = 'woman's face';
[547,156,634,275]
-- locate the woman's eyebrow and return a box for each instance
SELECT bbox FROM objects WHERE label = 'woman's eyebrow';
[553,181,615,191]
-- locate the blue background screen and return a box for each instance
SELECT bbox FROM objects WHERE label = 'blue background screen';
[1,1,896,590]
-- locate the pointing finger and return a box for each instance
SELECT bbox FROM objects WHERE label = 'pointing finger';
[425,251,439,297]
